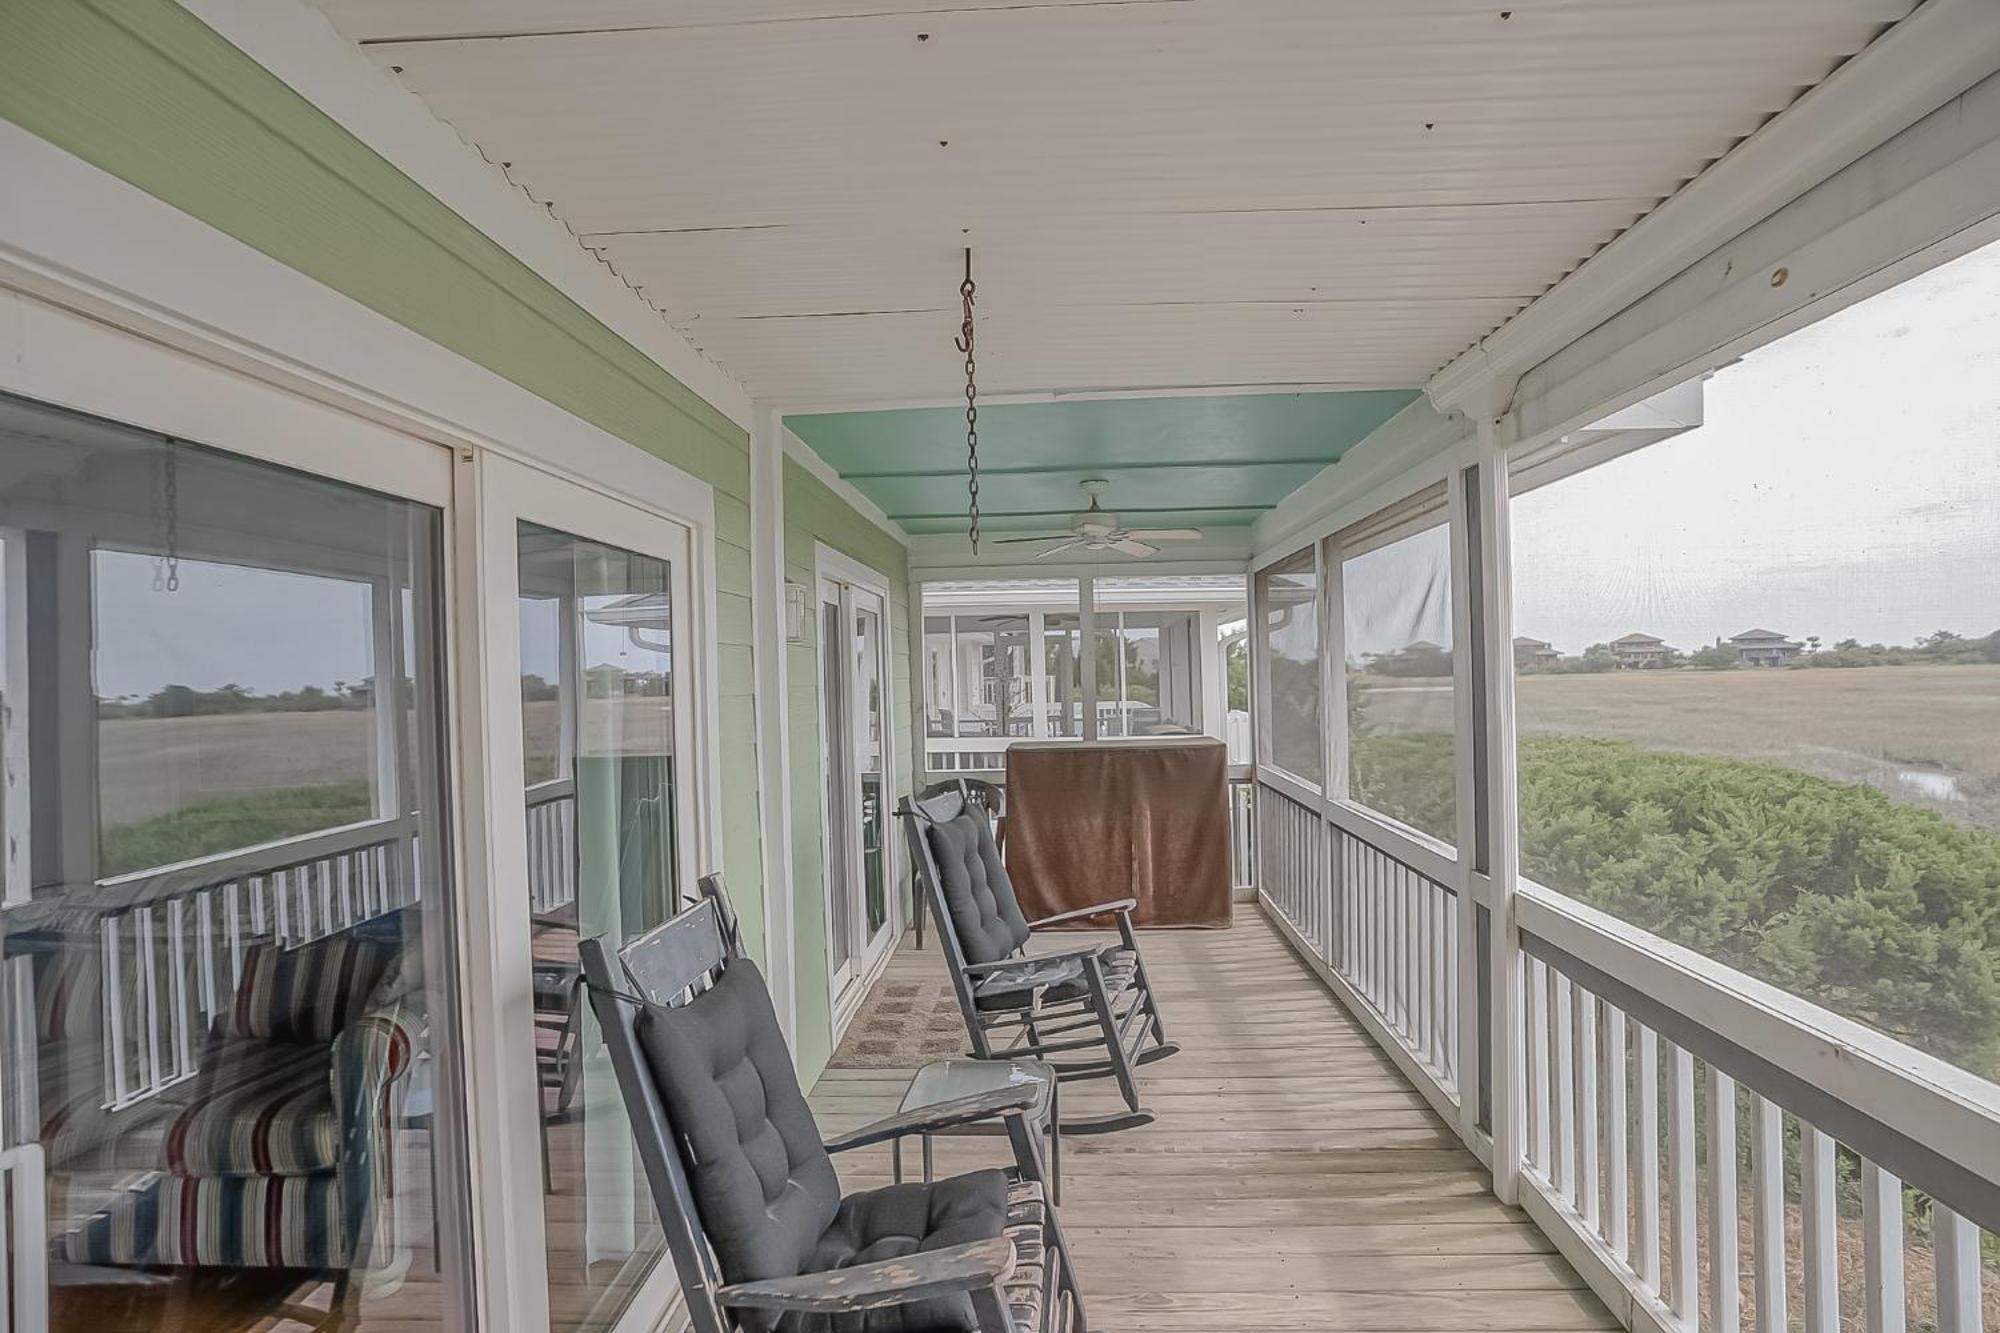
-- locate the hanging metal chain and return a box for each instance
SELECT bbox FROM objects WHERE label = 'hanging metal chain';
[153,437,181,593]
[954,247,980,553]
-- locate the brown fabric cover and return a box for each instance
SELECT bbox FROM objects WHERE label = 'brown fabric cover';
[1002,738,1230,929]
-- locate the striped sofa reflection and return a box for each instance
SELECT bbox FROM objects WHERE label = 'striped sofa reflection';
[39,925,422,1279]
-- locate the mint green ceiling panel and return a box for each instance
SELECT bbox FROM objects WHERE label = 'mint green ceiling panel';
[789,390,1417,530]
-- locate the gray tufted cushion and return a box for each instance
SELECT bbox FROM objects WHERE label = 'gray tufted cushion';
[636,960,840,1287]
[923,808,1031,966]
[774,1171,1010,1333]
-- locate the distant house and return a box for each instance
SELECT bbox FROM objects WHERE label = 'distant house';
[1513,636,1560,669]
[1729,628,1804,666]
[1610,632,1672,669]
[1403,639,1444,654]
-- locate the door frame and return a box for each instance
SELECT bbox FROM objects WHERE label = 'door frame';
[1,132,726,1330]
[463,450,708,1333]
[813,544,901,1040]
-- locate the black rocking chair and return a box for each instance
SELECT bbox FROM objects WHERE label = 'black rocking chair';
[580,894,1088,1332]
[899,783,1178,1134]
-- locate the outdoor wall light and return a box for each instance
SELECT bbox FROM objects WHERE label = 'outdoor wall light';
[785,579,810,645]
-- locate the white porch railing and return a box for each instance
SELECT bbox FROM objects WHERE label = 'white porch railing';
[1258,778,1459,1105]
[526,777,578,916]
[81,814,420,1110]
[1226,773,1255,893]
[1254,771,2000,1333]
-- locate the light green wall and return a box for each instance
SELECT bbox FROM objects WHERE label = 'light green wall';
[782,458,913,1082]
[0,2,772,954]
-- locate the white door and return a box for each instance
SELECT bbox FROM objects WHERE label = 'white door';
[818,571,896,1011]
[470,451,701,1333]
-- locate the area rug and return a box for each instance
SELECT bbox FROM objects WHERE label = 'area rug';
[833,974,970,1067]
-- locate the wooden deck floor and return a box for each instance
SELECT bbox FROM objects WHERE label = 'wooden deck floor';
[810,908,1617,1332]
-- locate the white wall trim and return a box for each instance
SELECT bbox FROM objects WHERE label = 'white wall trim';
[1251,398,1475,570]
[781,429,909,546]
[750,407,800,1048]
[0,123,718,525]
[179,0,754,431]
[1426,0,2000,417]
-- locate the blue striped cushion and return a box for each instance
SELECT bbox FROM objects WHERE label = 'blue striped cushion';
[53,1170,348,1269]
[47,1041,340,1177]
[223,936,394,1045]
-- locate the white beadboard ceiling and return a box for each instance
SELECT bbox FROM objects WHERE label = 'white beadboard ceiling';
[312,0,1914,407]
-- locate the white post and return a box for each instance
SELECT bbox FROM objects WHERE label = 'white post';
[1077,574,1098,741]
[751,406,799,1045]
[1473,418,1524,1205]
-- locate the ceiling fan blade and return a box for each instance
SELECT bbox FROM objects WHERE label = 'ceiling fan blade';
[1034,539,1085,560]
[1111,538,1159,557]
[1122,528,1203,541]
[990,532,1074,544]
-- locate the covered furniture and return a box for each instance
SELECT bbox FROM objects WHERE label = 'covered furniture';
[1001,738,1231,930]
[581,895,1088,1332]
[900,787,1176,1132]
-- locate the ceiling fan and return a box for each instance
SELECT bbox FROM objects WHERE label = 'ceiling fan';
[989,480,1204,559]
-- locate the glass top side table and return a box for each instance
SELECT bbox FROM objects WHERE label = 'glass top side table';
[893,1057,1061,1203]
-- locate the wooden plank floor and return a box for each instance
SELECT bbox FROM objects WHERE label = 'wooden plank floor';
[811,908,1618,1332]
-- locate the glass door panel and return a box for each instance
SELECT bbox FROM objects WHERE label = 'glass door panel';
[516,520,688,1333]
[852,591,889,942]
[0,390,473,1331]
[820,573,896,1008]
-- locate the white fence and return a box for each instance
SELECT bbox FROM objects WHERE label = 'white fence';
[526,777,578,916]
[1254,774,2000,1333]
[1258,778,1460,1104]
[85,815,419,1110]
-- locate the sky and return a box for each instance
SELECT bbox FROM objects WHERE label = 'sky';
[1510,237,2000,657]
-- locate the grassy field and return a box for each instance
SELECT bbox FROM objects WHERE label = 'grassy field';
[1360,664,2000,830]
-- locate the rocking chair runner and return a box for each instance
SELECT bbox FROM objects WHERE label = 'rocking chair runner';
[899,784,1178,1133]
[580,895,1088,1332]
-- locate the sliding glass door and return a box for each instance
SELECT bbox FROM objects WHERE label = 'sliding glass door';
[0,390,473,1331]
[818,570,896,1008]
[476,455,699,1333]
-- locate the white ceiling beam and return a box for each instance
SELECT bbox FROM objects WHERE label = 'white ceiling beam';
[1426,0,2000,419]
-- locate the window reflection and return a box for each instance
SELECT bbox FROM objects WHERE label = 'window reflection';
[518,521,679,1333]
[0,392,470,1330]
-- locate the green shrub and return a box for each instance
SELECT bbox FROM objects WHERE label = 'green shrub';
[1348,731,2000,1076]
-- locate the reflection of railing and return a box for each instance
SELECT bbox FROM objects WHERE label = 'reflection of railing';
[1257,779,1458,1095]
[526,778,577,915]
[85,816,419,1110]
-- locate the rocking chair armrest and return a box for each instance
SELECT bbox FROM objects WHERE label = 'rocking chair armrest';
[961,947,1100,978]
[716,1237,1016,1315]
[1027,897,1138,929]
[823,1085,1041,1153]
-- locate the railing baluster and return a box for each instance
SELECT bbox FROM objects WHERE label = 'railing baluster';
[1527,955,1550,1176]
[1666,1040,1697,1325]
[167,895,191,1080]
[1751,1095,1786,1333]
[1605,1004,1629,1264]
[1575,984,1600,1228]
[1801,1127,1839,1333]
[197,888,217,1019]
[1861,1161,1906,1333]
[1637,1023,1661,1291]
[1709,1068,1741,1333]
[102,915,128,1106]
[1933,1205,1982,1333]
[1553,971,1575,1200]
[137,906,161,1097]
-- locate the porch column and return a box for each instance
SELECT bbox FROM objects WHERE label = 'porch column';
[1471,414,1525,1205]
[750,404,799,1045]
